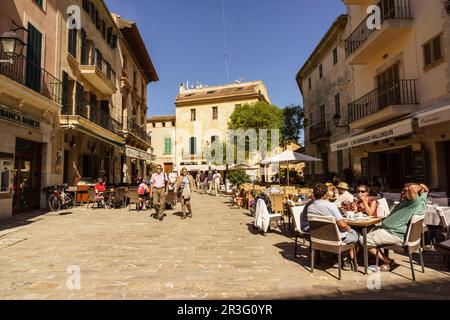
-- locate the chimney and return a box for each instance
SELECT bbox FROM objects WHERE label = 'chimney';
[179,83,186,94]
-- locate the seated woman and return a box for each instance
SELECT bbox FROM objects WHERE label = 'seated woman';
[95,178,106,207]
[352,185,378,217]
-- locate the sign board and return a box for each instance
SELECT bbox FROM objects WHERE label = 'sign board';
[125,146,153,162]
[412,151,427,183]
[331,119,413,152]
[0,105,41,129]
[418,105,450,127]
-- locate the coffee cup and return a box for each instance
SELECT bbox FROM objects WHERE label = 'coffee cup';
[347,212,356,220]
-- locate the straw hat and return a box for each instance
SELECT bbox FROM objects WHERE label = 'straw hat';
[336,182,350,191]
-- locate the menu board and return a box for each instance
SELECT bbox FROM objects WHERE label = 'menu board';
[412,151,427,183]
[361,158,369,181]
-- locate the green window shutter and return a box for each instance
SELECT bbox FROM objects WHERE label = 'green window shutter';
[164,138,172,155]
[62,71,69,114]
[25,23,42,93]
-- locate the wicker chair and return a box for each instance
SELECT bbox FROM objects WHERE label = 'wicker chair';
[375,215,425,281]
[128,190,145,212]
[308,214,358,280]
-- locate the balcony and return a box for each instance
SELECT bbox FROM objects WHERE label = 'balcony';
[67,53,116,95]
[309,121,331,143]
[61,97,123,141]
[345,0,413,64]
[127,120,150,142]
[0,46,62,109]
[348,79,418,129]
[182,153,205,161]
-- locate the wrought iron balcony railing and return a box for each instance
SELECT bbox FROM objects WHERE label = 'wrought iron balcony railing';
[61,97,122,134]
[348,79,418,123]
[345,0,412,57]
[127,120,149,142]
[0,46,62,104]
[309,121,331,142]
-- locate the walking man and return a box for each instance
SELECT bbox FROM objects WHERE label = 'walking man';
[213,170,222,196]
[150,165,168,221]
[207,171,214,195]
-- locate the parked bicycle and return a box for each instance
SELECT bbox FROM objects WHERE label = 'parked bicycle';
[43,184,74,212]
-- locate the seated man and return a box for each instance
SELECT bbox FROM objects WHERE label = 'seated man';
[302,184,359,269]
[365,183,429,271]
[335,182,355,208]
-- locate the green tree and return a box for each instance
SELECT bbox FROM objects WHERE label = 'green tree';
[281,104,304,147]
[227,170,250,187]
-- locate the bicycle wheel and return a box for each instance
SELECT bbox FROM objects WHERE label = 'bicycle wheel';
[64,193,74,209]
[48,195,61,212]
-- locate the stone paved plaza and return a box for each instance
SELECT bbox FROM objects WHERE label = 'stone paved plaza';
[0,193,449,300]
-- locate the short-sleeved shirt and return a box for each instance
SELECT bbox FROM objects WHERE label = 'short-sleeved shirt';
[306,200,347,238]
[213,173,221,184]
[150,172,168,189]
[336,191,355,207]
[382,192,428,240]
[95,183,106,193]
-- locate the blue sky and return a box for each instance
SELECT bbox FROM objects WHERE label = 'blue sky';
[105,0,346,116]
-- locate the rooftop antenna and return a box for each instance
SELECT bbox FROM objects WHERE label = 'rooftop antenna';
[222,0,230,83]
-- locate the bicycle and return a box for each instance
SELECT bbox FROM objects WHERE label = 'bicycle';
[44,184,74,212]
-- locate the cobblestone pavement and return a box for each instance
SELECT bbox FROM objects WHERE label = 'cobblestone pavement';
[0,193,449,300]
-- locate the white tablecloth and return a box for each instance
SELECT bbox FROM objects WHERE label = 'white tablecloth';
[425,207,450,226]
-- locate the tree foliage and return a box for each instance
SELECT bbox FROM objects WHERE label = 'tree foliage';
[228,101,283,131]
[281,104,304,146]
[227,170,250,187]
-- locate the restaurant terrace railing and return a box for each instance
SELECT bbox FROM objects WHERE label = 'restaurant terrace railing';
[348,79,418,123]
[61,97,122,134]
[309,121,331,141]
[127,120,149,142]
[345,0,412,57]
[0,45,62,104]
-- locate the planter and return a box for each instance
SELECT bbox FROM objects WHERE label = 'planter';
[236,197,243,207]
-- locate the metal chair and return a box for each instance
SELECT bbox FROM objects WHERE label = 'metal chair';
[86,188,100,209]
[376,215,425,281]
[308,214,358,280]
[437,207,450,240]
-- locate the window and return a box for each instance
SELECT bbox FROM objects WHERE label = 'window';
[107,27,113,45]
[423,34,444,69]
[0,159,12,193]
[33,0,43,8]
[68,28,77,58]
[82,0,89,12]
[111,35,118,49]
[164,138,172,155]
[96,49,102,70]
[212,106,218,120]
[190,109,196,121]
[320,105,325,123]
[106,62,111,79]
[319,65,323,79]
[308,77,312,90]
[333,47,338,65]
[211,135,219,144]
[26,23,42,92]
[80,29,87,65]
[335,93,341,117]
[189,137,197,155]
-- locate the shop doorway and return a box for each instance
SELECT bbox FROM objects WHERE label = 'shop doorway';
[445,142,450,196]
[13,139,42,214]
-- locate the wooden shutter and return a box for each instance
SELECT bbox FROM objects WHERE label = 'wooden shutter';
[62,71,69,114]
[25,23,42,93]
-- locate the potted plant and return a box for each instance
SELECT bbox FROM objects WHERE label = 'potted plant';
[228,170,250,207]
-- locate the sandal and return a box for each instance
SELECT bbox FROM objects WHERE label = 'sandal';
[380,260,396,272]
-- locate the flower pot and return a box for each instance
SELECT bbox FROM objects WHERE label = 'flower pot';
[236,197,243,207]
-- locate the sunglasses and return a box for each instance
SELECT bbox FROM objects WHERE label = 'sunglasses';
[157,168,162,170]
[358,190,368,193]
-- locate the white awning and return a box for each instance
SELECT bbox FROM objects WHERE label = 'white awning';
[184,165,227,172]
[125,146,154,162]
[417,103,450,127]
[331,119,413,152]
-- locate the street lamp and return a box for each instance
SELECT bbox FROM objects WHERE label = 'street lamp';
[332,114,350,129]
[0,31,25,58]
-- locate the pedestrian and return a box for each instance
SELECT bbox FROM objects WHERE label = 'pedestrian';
[213,170,222,196]
[207,171,214,195]
[196,171,203,193]
[150,165,169,221]
[174,167,197,219]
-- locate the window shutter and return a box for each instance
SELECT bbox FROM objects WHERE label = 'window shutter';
[111,35,118,49]
[62,71,69,114]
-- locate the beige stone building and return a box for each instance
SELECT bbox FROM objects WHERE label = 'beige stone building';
[114,14,158,182]
[329,0,450,193]
[0,0,63,219]
[147,115,176,173]
[174,80,271,173]
[58,0,124,185]
[296,15,353,183]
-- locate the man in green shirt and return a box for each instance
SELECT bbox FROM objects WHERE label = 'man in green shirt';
[364,183,429,271]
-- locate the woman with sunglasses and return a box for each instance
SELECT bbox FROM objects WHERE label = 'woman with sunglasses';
[174,167,197,219]
[353,185,378,217]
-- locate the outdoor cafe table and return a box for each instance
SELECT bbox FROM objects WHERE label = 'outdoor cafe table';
[345,217,384,275]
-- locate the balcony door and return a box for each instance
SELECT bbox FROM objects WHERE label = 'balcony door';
[380,0,396,20]
[25,23,42,94]
[376,62,400,110]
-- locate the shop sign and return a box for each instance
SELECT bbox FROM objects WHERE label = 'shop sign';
[331,120,413,152]
[0,105,41,129]
[125,146,153,162]
[418,105,450,127]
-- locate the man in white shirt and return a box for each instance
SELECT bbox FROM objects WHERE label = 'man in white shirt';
[212,170,222,196]
[150,165,168,220]
[335,182,355,207]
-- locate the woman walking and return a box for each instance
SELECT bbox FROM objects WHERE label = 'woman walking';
[175,167,197,219]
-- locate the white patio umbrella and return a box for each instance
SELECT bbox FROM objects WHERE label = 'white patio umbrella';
[261,150,322,186]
